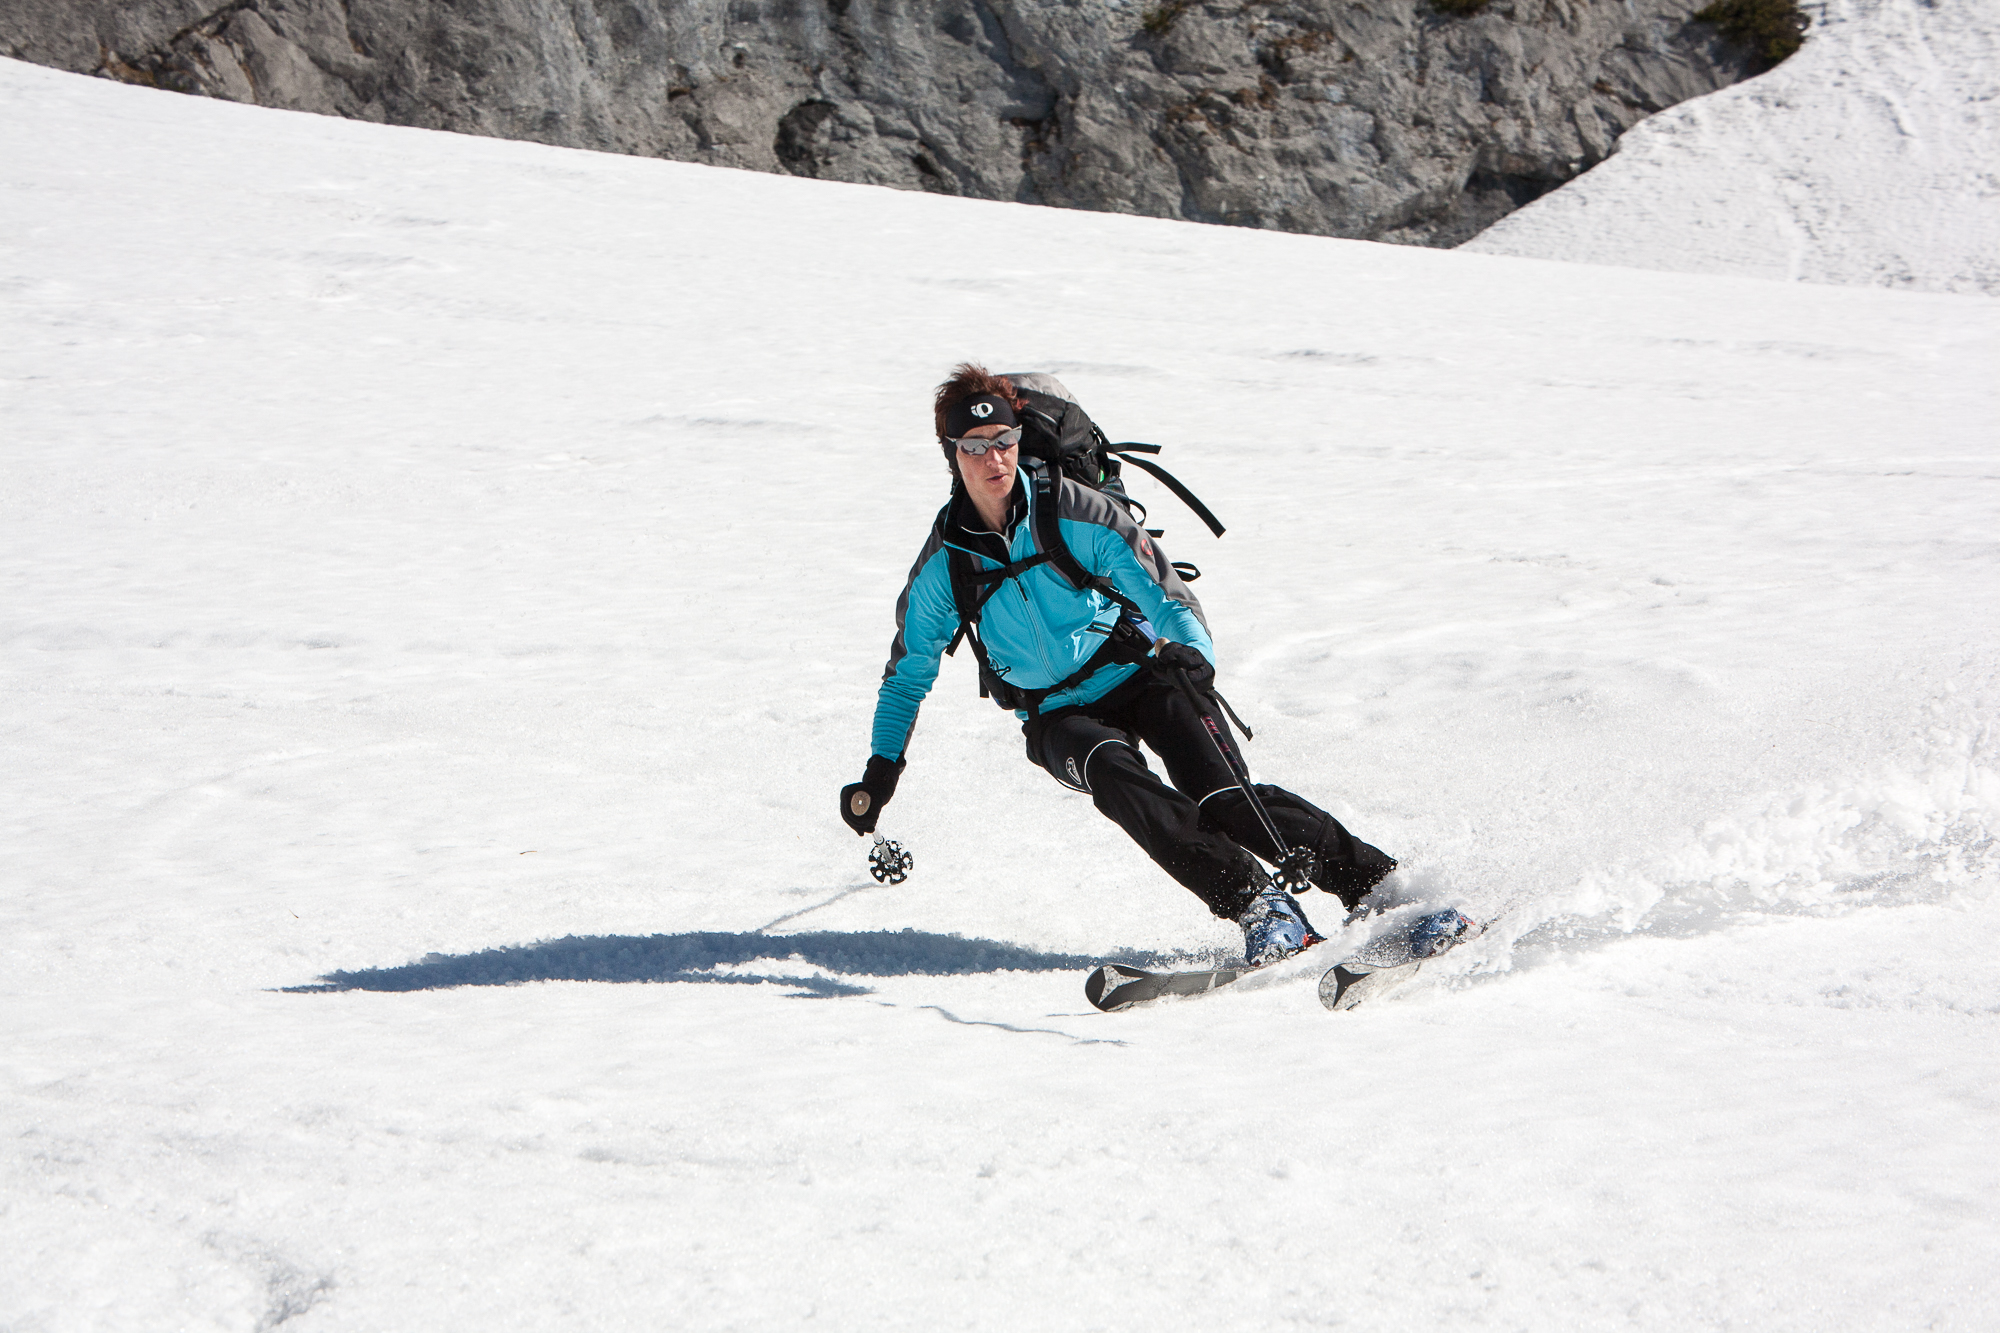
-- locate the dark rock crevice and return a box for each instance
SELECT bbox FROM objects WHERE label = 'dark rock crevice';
[773,96,837,175]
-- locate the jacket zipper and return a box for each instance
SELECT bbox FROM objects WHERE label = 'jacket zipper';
[1012,523,1064,683]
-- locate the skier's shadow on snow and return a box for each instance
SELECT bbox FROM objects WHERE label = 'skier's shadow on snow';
[286,929,1155,999]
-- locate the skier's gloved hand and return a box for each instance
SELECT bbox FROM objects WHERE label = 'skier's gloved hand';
[839,755,906,835]
[1149,639,1215,689]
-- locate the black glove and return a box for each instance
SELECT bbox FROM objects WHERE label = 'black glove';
[839,755,906,835]
[1148,639,1215,689]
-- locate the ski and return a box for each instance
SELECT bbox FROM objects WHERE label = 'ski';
[1085,907,1482,1014]
[1318,908,1482,1011]
[1085,957,1264,1012]
[1085,924,1332,1011]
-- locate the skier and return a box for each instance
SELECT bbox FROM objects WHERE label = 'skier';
[839,366,1397,964]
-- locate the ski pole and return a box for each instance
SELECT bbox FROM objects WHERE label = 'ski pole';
[1168,664,1316,895]
[867,831,913,885]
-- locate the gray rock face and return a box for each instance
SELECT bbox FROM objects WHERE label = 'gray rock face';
[1,0,1756,245]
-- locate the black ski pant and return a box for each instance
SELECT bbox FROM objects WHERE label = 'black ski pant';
[1023,669,1397,920]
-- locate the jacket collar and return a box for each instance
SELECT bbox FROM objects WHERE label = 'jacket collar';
[947,475,1028,562]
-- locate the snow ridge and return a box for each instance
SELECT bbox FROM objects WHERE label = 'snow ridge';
[1466,0,2000,296]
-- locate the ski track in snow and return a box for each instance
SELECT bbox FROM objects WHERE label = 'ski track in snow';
[4,54,1999,1332]
[1466,0,2000,296]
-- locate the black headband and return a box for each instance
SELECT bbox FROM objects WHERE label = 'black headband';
[943,394,1018,438]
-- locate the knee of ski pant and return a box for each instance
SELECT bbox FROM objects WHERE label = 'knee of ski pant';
[1194,785,1263,832]
[1077,736,1151,797]
[1025,713,1142,796]
[1023,714,1072,776]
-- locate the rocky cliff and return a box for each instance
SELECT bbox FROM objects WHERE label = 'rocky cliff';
[1,0,1759,245]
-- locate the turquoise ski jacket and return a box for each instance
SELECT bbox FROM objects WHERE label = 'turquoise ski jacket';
[870,472,1214,762]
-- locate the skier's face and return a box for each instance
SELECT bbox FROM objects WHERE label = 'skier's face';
[956,423,1018,506]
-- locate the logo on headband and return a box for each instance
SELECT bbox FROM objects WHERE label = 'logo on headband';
[971,402,994,419]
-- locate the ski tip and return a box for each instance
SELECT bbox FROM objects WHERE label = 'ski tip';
[1317,964,1366,1011]
[1085,963,1150,1013]
[1320,961,1424,1012]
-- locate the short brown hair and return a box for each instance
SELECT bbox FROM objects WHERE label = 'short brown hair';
[934,363,1020,439]
[934,363,1020,477]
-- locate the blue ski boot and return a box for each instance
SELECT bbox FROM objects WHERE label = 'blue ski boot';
[1238,880,1322,967]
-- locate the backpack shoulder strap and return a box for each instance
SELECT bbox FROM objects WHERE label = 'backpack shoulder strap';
[943,544,977,658]
[1028,466,1145,619]
[1027,463,1093,591]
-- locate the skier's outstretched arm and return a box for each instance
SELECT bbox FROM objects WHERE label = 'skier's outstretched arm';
[870,543,957,762]
[843,538,955,835]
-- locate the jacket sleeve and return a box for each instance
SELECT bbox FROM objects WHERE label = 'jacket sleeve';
[1066,489,1217,667]
[869,542,958,762]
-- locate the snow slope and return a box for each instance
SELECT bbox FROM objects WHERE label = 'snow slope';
[1465,0,2000,297]
[4,54,1999,1332]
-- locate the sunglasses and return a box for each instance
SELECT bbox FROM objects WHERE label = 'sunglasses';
[947,426,1023,456]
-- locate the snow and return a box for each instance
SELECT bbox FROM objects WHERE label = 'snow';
[1465,0,2000,297]
[4,52,1999,1331]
